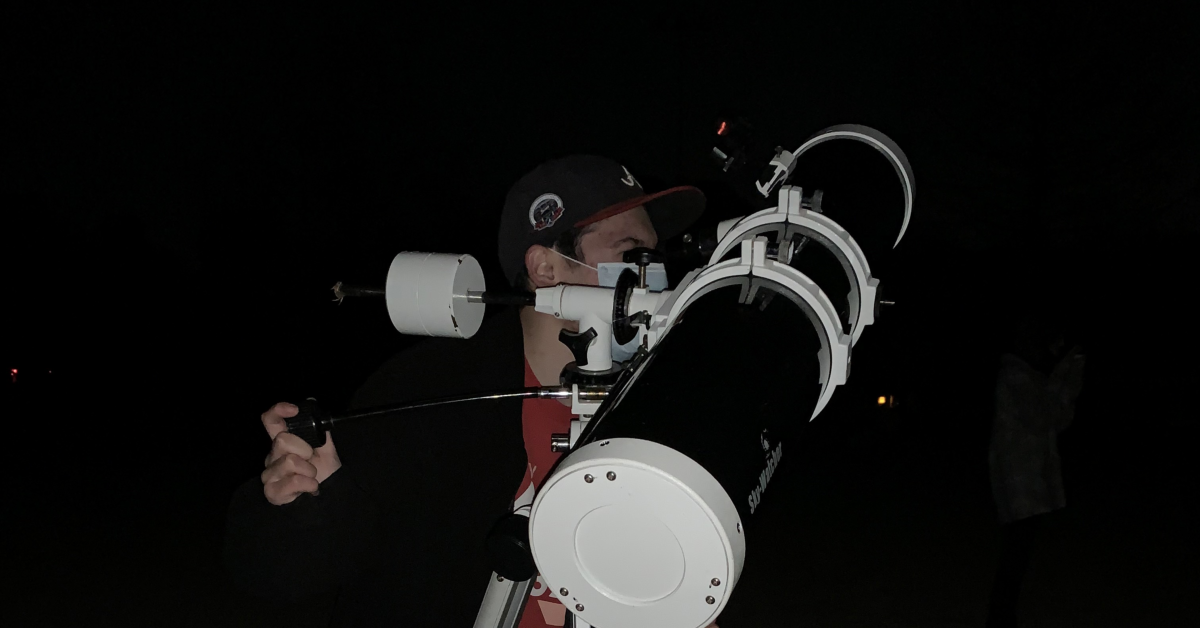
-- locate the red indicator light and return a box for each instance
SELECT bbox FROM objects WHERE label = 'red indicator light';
[717,120,728,136]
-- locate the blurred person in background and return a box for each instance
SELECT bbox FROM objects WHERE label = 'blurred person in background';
[986,304,1086,628]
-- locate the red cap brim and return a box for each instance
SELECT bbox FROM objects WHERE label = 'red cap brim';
[574,185,706,240]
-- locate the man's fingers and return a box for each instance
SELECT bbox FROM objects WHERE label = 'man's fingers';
[262,453,318,484]
[264,473,320,505]
[315,430,336,455]
[261,402,298,441]
[285,453,319,478]
[265,432,315,467]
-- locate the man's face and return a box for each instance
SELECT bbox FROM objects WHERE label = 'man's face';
[559,206,658,286]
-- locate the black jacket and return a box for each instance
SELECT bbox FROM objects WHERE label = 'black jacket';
[224,307,529,626]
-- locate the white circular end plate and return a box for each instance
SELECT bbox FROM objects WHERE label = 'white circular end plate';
[529,438,742,628]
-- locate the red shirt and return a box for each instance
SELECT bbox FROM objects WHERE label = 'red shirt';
[516,360,573,627]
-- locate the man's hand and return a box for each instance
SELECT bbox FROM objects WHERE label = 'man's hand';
[260,402,343,505]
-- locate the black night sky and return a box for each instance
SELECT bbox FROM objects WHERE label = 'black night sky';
[5,4,1199,627]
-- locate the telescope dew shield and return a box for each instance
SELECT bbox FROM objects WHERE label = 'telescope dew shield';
[528,280,824,628]
[385,252,486,339]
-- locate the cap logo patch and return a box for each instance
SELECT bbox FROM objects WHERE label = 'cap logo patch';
[529,193,565,231]
[620,166,640,188]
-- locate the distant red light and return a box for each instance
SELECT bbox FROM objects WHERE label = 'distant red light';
[717,120,728,136]
[9,368,15,383]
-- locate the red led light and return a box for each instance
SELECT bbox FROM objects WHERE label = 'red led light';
[717,120,728,136]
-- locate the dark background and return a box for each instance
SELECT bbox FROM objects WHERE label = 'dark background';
[5,3,1199,626]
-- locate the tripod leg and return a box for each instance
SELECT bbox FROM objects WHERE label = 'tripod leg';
[473,573,535,628]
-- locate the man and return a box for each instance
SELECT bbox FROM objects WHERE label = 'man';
[985,309,1086,628]
[224,155,706,627]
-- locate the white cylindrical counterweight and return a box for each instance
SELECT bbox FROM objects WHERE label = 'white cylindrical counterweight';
[385,252,486,338]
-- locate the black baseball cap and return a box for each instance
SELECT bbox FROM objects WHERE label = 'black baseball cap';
[498,155,706,286]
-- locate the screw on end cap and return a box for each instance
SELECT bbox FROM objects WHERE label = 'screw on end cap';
[286,399,329,449]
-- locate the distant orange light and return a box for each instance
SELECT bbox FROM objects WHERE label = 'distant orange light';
[717,120,728,135]
[877,396,887,405]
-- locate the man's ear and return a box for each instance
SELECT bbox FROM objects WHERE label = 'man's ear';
[525,245,558,288]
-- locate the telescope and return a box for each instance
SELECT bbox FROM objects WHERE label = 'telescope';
[285,124,914,628]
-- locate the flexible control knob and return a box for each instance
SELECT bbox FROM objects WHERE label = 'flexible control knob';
[558,327,598,367]
[285,399,330,449]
